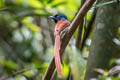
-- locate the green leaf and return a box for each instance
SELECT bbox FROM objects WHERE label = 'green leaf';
[109,58,116,66]
[94,1,115,8]
[51,1,67,7]
[4,60,17,70]
[47,0,54,4]
[15,75,27,80]
[0,0,3,8]
[111,76,120,80]
[62,62,69,77]
[67,46,86,80]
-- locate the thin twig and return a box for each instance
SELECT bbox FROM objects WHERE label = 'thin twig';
[80,9,97,50]
[0,37,22,62]
[67,67,71,80]
[75,0,86,49]
[68,68,73,80]
[1,67,42,80]
[43,0,96,80]
[75,20,84,49]
[0,8,8,11]
[69,74,73,80]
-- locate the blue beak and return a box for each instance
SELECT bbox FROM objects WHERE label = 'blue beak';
[49,16,56,19]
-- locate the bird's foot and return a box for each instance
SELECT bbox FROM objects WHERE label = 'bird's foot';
[60,27,69,39]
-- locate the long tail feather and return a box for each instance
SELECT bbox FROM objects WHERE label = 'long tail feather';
[54,34,62,77]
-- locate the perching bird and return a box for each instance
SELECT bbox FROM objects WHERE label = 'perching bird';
[49,13,70,77]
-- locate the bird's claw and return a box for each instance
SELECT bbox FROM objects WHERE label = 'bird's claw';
[60,27,68,39]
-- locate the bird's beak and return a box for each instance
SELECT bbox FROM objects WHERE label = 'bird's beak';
[49,16,55,19]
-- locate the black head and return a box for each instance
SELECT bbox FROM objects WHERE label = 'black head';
[49,13,68,23]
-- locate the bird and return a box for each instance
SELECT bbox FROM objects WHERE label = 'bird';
[49,13,70,77]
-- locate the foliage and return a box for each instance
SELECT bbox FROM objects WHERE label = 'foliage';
[66,46,86,80]
[0,0,119,80]
[0,0,82,80]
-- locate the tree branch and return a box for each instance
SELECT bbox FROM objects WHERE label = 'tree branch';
[75,19,84,49]
[75,0,86,49]
[0,8,8,11]
[80,9,97,50]
[1,67,42,80]
[43,0,96,80]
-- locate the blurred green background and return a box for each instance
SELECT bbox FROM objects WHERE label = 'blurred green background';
[0,0,91,80]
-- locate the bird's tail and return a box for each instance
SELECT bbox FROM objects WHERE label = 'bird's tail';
[54,34,62,77]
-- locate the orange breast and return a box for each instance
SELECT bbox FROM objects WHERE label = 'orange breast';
[54,20,70,32]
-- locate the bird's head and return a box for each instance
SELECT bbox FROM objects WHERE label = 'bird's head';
[49,13,68,23]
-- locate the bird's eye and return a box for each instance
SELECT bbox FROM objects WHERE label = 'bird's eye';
[54,14,58,17]
[56,16,59,17]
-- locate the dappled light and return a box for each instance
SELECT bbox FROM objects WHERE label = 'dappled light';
[0,0,120,80]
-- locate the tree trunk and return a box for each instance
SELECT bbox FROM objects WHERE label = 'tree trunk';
[84,1,120,80]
